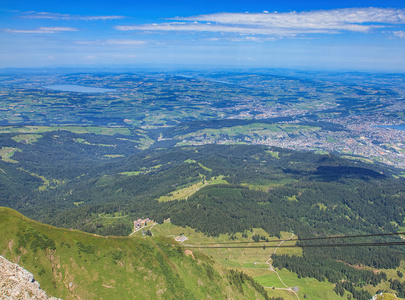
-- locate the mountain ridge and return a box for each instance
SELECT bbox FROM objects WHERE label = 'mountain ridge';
[0,207,272,299]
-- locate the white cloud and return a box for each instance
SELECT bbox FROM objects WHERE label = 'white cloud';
[22,11,125,21]
[115,23,325,36]
[76,39,147,45]
[106,39,147,45]
[229,36,278,42]
[4,27,79,33]
[393,31,405,38]
[116,7,405,37]
[177,7,405,29]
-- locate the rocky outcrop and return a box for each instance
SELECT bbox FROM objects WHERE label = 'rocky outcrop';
[0,255,60,299]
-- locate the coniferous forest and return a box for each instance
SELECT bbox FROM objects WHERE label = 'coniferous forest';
[2,129,405,298]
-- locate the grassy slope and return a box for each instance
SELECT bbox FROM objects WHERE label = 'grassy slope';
[149,222,405,300]
[145,221,347,300]
[0,207,266,300]
[158,175,227,202]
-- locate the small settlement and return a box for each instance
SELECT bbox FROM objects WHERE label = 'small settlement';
[133,218,152,231]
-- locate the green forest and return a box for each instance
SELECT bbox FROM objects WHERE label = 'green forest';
[1,128,405,298]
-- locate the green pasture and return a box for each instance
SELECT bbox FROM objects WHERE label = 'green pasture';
[0,207,265,300]
[375,294,401,300]
[0,147,21,163]
[241,177,298,192]
[342,155,375,164]
[147,222,302,269]
[74,138,114,147]
[198,162,212,171]
[119,164,163,177]
[103,154,125,158]
[285,195,299,202]
[266,150,279,158]
[362,264,405,296]
[11,134,42,144]
[146,222,350,300]
[157,175,227,202]
[135,135,155,149]
[17,168,63,191]
[119,171,142,176]
[258,269,345,300]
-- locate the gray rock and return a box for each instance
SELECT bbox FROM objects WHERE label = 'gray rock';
[0,255,61,299]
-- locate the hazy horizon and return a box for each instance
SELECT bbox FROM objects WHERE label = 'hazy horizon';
[1,0,405,71]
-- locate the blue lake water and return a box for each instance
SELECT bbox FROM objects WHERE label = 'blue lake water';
[380,125,405,131]
[44,84,115,93]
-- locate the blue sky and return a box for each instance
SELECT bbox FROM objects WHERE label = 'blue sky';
[1,0,405,71]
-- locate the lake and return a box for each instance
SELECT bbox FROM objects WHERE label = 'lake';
[380,125,405,131]
[44,84,115,93]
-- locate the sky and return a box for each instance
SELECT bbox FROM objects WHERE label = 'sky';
[1,0,405,71]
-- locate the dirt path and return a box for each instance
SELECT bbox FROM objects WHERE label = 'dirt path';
[149,223,157,236]
[265,233,300,300]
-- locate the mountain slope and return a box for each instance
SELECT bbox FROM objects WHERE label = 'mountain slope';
[0,207,270,300]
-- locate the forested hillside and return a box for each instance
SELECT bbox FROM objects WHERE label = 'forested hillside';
[2,131,405,299]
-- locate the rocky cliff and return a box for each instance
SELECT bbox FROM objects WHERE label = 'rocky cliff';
[0,255,59,300]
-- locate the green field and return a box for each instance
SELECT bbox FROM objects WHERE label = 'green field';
[103,154,125,158]
[266,150,280,159]
[136,221,404,300]
[119,171,143,176]
[157,175,227,202]
[0,147,21,163]
[0,207,268,300]
[375,294,401,300]
[74,138,115,147]
[119,164,163,177]
[242,177,299,192]
[11,134,42,144]
[12,167,64,191]
[135,135,155,149]
[139,222,356,299]
[258,269,345,300]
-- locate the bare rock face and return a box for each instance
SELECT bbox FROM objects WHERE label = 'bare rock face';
[0,255,60,299]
